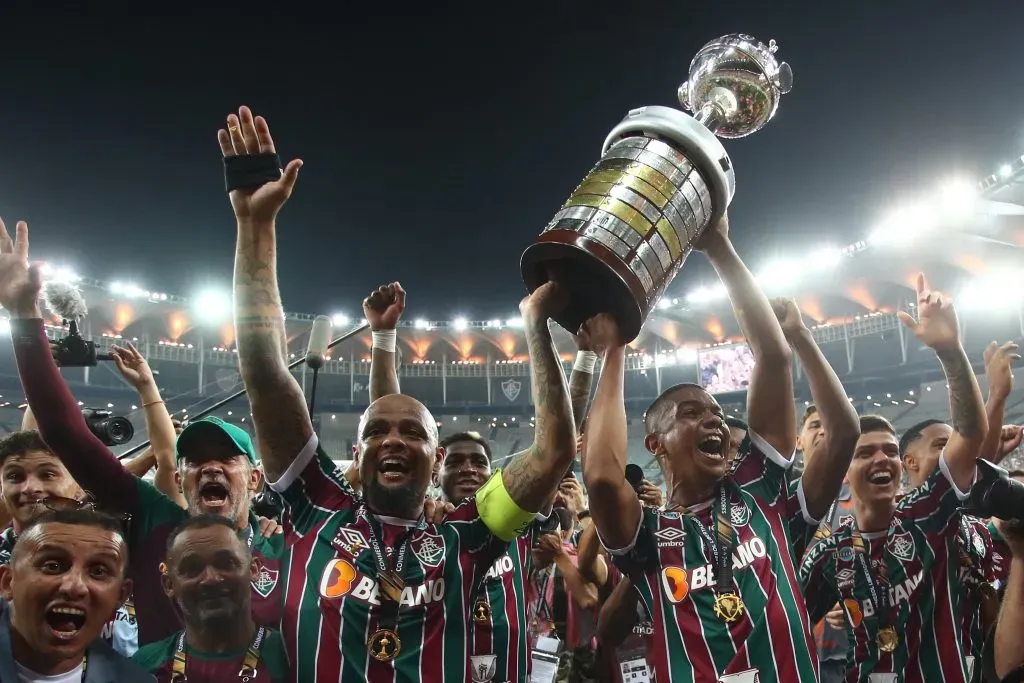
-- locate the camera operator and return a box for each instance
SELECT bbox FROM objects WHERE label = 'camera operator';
[0,218,284,648]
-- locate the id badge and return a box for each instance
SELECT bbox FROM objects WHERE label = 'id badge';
[719,669,760,683]
[868,675,898,683]
[530,650,560,683]
[619,655,652,683]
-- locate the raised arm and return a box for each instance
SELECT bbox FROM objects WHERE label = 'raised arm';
[980,342,1020,464]
[700,218,795,458]
[774,298,860,517]
[363,282,405,401]
[580,315,642,550]
[568,335,599,432]
[219,106,310,483]
[897,274,986,491]
[500,283,577,512]
[109,343,186,508]
[0,219,141,511]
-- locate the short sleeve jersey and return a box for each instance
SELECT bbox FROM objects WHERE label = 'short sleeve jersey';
[608,431,820,683]
[270,437,516,683]
[800,456,974,683]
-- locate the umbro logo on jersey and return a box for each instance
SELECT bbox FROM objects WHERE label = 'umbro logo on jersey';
[654,527,686,547]
[835,568,855,584]
[661,537,768,603]
[319,558,447,606]
[333,528,369,558]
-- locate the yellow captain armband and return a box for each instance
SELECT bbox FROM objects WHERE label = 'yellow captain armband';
[476,470,536,542]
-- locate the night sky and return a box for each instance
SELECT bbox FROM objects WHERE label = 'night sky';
[1,2,1021,322]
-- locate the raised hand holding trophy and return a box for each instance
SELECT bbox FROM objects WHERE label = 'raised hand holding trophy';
[521,34,793,342]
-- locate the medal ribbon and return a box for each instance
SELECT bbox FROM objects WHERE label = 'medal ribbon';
[360,508,420,636]
[848,526,892,637]
[688,483,737,598]
[170,625,266,682]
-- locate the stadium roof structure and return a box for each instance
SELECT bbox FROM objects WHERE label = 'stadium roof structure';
[12,159,1024,366]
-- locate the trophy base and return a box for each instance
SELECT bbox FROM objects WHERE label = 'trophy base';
[521,233,646,342]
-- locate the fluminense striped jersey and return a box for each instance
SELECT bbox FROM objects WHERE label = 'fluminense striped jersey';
[800,456,972,683]
[957,515,995,678]
[270,438,509,683]
[469,529,535,683]
[609,431,819,683]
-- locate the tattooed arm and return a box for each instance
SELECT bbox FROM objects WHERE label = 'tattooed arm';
[568,361,597,432]
[936,345,987,491]
[219,107,311,484]
[501,284,576,513]
[234,223,314,482]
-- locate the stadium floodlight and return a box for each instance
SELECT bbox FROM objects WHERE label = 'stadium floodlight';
[656,298,673,310]
[414,318,429,330]
[0,319,10,336]
[506,317,524,328]
[999,164,1013,179]
[485,319,502,329]
[686,283,727,305]
[39,263,79,284]
[756,259,801,290]
[807,246,843,271]
[937,178,976,217]
[193,289,232,324]
[331,313,350,327]
[453,317,468,331]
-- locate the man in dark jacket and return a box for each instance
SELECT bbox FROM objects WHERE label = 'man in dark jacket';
[0,508,152,682]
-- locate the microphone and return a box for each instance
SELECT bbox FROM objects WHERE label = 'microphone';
[305,316,333,371]
[625,463,645,493]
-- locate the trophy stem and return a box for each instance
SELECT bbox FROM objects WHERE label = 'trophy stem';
[693,102,722,133]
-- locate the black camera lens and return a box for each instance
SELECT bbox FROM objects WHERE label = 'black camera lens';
[81,409,135,447]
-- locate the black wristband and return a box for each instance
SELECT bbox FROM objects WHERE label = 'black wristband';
[224,153,282,192]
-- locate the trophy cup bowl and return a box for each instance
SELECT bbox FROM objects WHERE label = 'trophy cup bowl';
[520,33,792,342]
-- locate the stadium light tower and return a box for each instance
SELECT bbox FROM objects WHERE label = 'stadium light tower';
[193,289,232,324]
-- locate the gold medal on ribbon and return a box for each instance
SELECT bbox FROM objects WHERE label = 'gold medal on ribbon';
[876,626,899,653]
[713,592,745,623]
[378,570,405,604]
[368,628,402,662]
[473,599,492,623]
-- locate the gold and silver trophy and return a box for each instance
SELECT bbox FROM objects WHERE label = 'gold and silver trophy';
[521,34,793,342]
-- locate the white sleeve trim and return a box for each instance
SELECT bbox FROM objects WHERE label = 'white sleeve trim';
[938,451,975,501]
[747,430,796,470]
[268,433,319,493]
[748,429,817,524]
[597,501,644,556]
[795,478,821,526]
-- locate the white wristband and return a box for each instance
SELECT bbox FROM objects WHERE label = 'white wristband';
[371,330,397,353]
[573,350,598,373]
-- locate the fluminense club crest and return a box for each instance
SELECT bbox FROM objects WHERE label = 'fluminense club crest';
[251,558,280,598]
[501,378,521,402]
[412,531,446,568]
[889,531,916,563]
[470,654,497,682]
